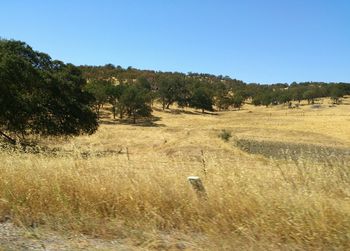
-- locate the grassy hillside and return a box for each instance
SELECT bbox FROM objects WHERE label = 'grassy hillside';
[1,98,349,250]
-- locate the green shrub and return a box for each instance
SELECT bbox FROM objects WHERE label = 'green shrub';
[218,129,232,142]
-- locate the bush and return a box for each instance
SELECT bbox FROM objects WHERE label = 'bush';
[218,129,232,142]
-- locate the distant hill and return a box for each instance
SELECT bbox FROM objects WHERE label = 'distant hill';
[78,64,350,109]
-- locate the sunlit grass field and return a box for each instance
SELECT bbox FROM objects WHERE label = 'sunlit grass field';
[1,98,350,250]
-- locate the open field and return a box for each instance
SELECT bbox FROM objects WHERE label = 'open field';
[1,98,350,250]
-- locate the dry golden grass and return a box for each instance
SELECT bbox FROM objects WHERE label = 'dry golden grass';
[0,98,350,250]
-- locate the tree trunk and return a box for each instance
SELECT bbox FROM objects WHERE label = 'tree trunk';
[162,99,166,110]
[119,106,124,119]
[96,104,101,120]
[0,131,16,145]
[133,113,136,124]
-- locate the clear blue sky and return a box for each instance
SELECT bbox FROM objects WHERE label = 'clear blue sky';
[1,0,349,84]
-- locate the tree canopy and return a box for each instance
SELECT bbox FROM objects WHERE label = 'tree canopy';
[0,39,98,143]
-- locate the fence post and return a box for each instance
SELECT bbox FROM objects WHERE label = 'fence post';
[187,176,207,199]
[126,147,130,160]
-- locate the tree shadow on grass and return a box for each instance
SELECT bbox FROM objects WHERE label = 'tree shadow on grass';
[153,107,219,116]
[0,142,126,158]
[100,115,165,127]
[97,110,113,119]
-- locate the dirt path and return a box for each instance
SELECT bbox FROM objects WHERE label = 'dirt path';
[0,222,134,251]
[0,222,195,251]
